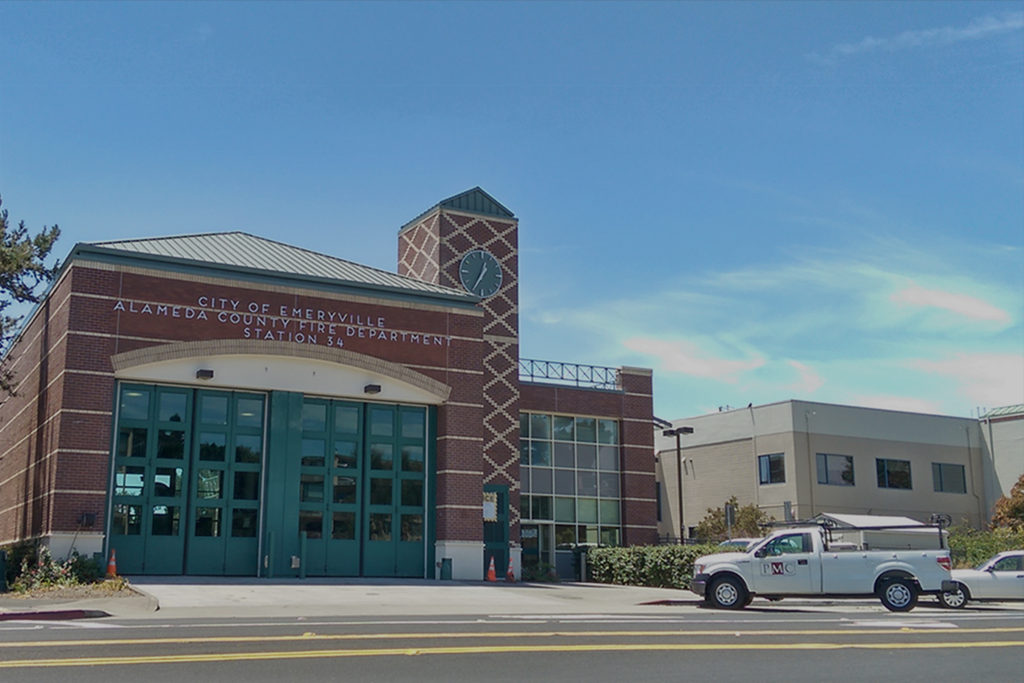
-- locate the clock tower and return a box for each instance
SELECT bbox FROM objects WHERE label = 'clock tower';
[398,187,520,575]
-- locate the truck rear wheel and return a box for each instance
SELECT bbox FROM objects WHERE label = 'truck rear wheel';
[878,578,918,612]
[708,575,748,610]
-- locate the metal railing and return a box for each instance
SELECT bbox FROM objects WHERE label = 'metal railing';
[518,358,620,390]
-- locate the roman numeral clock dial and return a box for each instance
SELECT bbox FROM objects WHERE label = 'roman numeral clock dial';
[459,249,503,298]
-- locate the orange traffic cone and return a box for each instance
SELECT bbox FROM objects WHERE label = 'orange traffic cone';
[486,556,497,582]
[505,557,515,582]
[106,549,118,578]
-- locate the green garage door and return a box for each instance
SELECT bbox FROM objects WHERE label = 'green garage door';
[109,384,265,575]
[185,391,265,575]
[297,399,427,578]
[110,385,192,574]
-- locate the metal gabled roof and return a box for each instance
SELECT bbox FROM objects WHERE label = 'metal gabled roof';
[400,186,515,233]
[76,231,474,302]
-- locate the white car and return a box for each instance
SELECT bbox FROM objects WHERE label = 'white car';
[938,550,1024,608]
[716,538,760,550]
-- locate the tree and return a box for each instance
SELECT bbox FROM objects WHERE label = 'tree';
[991,473,1024,531]
[693,496,774,541]
[0,195,61,395]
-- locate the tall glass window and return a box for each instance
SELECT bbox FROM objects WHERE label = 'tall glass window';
[520,412,621,546]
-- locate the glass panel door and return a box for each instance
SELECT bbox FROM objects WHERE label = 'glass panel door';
[363,405,398,576]
[186,390,265,575]
[326,402,362,576]
[396,406,426,577]
[225,394,265,575]
[110,385,191,574]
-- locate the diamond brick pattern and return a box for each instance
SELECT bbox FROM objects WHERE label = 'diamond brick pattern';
[399,206,521,495]
[398,217,440,283]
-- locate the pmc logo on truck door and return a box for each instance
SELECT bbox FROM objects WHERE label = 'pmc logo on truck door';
[761,561,795,576]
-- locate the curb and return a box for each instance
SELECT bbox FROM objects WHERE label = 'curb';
[0,609,110,622]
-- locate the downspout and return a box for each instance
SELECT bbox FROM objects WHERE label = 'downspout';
[804,410,816,519]
[749,404,759,508]
[966,425,984,526]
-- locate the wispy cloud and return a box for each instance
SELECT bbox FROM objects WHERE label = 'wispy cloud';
[810,12,1024,63]
[847,393,945,415]
[526,229,1021,417]
[786,360,824,394]
[622,337,764,382]
[890,283,1012,324]
[909,353,1024,408]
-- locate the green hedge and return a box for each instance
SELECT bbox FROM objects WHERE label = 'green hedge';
[948,526,1024,568]
[587,543,720,588]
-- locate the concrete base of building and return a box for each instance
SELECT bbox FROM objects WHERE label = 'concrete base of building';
[434,540,485,580]
[42,532,105,564]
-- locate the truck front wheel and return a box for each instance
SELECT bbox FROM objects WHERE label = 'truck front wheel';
[878,578,918,612]
[707,575,748,610]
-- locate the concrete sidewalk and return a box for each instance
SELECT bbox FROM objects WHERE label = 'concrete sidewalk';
[1,578,697,621]
[7,578,1016,621]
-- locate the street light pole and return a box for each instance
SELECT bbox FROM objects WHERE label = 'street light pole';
[663,426,694,544]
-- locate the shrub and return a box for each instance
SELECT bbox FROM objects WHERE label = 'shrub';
[7,546,103,592]
[588,543,720,588]
[1,540,38,588]
[522,561,559,582]
[693,496,773,542]
[990,473,1024,531]
[947,525,1024,569]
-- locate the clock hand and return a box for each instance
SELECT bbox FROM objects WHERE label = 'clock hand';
[472,263,488,290]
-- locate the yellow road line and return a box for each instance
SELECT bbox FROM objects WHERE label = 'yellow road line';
[4,626,1024,649]
[2,641,1024,668]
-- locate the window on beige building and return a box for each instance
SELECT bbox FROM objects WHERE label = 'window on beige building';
[816,453,854,486]
[932,462,966,494]
[876,458,912,489]
[758,453,785,485]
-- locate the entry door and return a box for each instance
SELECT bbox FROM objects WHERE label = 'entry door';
[521,524,553,577]
[185,391,265,575]
[751,532,818,594]
[484,485,509,576]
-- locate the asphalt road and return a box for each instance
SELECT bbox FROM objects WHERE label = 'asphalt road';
[2,604,1022,682]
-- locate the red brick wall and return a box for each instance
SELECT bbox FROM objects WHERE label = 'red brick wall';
[400,208,522,541]
[0,273,76,545]
[520,368,657,546]
[1,259,490,545]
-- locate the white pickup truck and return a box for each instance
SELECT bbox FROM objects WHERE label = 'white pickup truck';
[690,525,957,611]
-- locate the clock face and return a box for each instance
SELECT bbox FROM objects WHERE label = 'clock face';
[459,249,503,298]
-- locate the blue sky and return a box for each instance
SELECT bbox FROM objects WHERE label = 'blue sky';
[1,1,1021,420]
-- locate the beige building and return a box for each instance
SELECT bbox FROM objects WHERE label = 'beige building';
[654,400,1010,541]
[980,404,1024,515]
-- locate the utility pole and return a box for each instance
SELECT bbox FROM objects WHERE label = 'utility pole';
[662,426,694,543]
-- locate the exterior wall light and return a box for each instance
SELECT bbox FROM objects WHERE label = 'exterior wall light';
[364,384,382,394]
[196,369,215,380]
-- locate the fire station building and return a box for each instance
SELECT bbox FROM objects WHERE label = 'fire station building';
[0,188,656,580]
